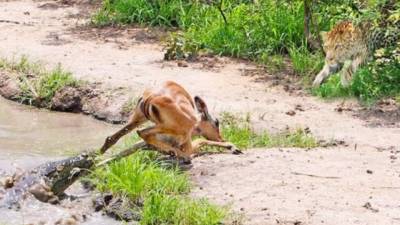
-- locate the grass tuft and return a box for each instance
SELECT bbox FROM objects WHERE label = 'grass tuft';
[218,112,319,150]
[0,56,78,106]
[92,133,228,225]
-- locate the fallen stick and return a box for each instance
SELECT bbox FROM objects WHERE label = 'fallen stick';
[291,172,340,179]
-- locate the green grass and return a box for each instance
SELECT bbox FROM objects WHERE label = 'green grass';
[219,112,319,150]
[141,193,226,225]
[93,0,319,65]
[312,60,400,104]
[0,56,78,106]
[92,0,193,27]
[92,133,227,225]
[311,74,352,99]
[288,45,324,78]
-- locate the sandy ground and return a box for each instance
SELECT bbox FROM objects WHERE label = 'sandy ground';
[0,1,399,224]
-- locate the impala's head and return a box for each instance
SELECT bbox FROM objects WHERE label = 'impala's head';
[194,96,223,142]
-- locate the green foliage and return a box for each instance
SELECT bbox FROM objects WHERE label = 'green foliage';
[92,133,227,225]
[183,1,306,57]
[163,32,201,60]
[352,45,400,102]
[312,74,352,98]
[94,0,307,60]
[141,193,226,225]
[219,112,319,149]
[95,151,190,200]
[34,66,77,103]
[288,45,325,77]
[259,54,285,72]
[0,56,78,106]
[92,0,193,27]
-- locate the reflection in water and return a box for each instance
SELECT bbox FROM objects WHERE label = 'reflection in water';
[0,97,119,171]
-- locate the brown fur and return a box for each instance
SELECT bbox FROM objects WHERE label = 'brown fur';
[100,81,238,161]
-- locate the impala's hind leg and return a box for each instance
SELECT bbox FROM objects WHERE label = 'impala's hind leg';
[137,126,191,161]
[100,102,147,154]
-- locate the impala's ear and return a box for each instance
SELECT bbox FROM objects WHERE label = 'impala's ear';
[194,96,210,119]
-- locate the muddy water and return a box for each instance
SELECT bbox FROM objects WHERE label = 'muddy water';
[0,97,122,225]
[0,97,118,171]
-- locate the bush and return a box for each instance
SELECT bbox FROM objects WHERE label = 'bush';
[92,0,193,27]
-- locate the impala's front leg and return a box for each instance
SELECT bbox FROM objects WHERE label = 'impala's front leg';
[192,139,242,155]
[100,102,147,154]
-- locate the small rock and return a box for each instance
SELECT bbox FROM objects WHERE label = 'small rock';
[295,104,304,111]
[105,197,141,221]
[177,61,188,67]
[1,176,14,189]
[363,202,379,213]
[286,110,296,116]
[366,170,373,174]
[28,182,58,203]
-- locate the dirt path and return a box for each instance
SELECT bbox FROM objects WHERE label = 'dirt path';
[1,1,399,224]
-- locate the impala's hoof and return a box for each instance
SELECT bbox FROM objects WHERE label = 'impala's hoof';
[232,149,243,155]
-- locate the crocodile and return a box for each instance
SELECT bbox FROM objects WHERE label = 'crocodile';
[0,152,95,209]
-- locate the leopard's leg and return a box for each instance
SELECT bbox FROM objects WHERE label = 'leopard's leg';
[313,62,340,87]
[340,60,353,87]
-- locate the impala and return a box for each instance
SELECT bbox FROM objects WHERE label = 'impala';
[100,81,240,162]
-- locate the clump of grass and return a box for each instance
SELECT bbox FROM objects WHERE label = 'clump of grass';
[0,56,78,106]
[95,151,190,200]
[311,73,352,99]
[141,193,226,225]
[91,0,192,27]
[288,45,324,78]
[92,1,313,68]
[219,112,319,149]
[92,133,228,225]
[258,54,285,72]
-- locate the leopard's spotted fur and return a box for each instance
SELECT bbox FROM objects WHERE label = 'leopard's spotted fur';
[313,21,369,87]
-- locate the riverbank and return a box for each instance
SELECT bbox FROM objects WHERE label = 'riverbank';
[0,59,133,124]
